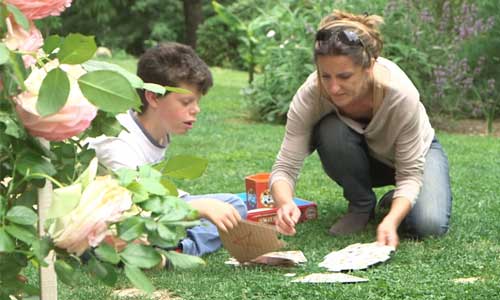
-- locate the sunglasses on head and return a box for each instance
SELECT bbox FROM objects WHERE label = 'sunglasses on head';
[315,28,364,48]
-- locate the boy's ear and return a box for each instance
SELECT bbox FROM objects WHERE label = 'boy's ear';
[144,90,160,108]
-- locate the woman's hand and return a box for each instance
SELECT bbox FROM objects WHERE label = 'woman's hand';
[276,202,301,235]
[189,199,241,232]
[376,217,399,248]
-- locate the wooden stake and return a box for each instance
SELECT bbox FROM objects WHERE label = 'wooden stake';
[37,139,57,300]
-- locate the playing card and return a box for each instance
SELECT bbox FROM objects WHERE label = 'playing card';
[319,242,395,272]
[252,250,307,266]
[292,273,368,283]
[225,250,307,266]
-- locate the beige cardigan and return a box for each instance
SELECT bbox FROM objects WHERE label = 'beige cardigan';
[270,57,435,207]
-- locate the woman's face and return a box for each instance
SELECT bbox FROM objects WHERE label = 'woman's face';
[317,55,372,108]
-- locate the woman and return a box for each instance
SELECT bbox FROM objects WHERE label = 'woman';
[271,10,452,248]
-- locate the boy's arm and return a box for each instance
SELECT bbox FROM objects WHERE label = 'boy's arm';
[188,199,241,232]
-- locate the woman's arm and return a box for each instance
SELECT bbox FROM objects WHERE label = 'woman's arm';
[377,196,411,247]
[272,180,301,235]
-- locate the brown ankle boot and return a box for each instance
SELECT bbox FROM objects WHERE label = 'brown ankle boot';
[329,211,373,236]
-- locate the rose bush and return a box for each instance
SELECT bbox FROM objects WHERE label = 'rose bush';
[14,60,97,141]
[0,1,207,297]
[3,16,43,67]
[50,175,133,255]
[5,0,72,20]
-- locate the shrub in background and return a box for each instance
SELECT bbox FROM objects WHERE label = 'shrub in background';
[243,0,386,123]
[383,0,499,130]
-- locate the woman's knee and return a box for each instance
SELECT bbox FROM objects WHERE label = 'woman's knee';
[406,210,450,238]
[312,113,362,159]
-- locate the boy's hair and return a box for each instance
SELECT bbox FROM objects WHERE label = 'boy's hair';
[136,42,213,113]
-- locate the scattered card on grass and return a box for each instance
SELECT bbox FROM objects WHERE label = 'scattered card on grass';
[219,219,285,262]
[252,250,307,266]
[225,250,307,266]
[292,273,368,283]
[319,242,395,272]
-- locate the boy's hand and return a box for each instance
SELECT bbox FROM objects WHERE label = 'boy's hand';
[276,202,301,235]
[190,199,241,232]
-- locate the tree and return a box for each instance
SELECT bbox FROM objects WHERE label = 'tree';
[183,0,203,49]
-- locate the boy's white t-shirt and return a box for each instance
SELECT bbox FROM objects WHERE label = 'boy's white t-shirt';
[88,110,189,197]
[87,110,169,171]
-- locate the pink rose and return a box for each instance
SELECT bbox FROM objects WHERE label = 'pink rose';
[50,175,133,256]
[3,16,43,67]
[5,0,72,20]
[14,60,97,141]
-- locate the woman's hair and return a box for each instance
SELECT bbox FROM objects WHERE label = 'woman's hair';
[136,42,213,112]
[314,10,384,68]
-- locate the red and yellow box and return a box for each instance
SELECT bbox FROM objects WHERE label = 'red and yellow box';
[245,173,274,210]
[236,193,317,225]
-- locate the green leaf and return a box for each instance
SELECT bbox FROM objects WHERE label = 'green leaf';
[83,60,144,89]
[147,230,176,248]
[5,224,36,245]
[139,178,167,196]
[212,1,245,31]
[120,244,161,269]
[127,181,149,203]
[47,183,82,219]
[85,110,124,137]
[164,86,192,94]
[140,197,163,213]
[0,43,10,65]
[8,52,28,90]
[88,257,117,286]
[57,33,97,64]
[32,236,52,266]
[55,260,77,286]
[138,164,161,180]
[74,157,98,189]
[0,229,15,253]
[78,70,141,113]
[163,250,205,269]
[0,196,5,216]
[144,219,157,231]
[15,149,56,177]
[6,4,29,31]
[94,243,120,264]
[157,223,176,241]
[143,83,165,94]
[117,217,145,242]
[116,168,138,186]
[157,196,192,222]
[0,111,24,138]
[43,35,63,54]
[0,253,27,279]
[164,220,201,228]
[124,264,154,294]
[142,84,192,95]
[15,186,38,208]
[160,178,178,196]
[6,206,37,226]
[36,67,70,117]
[157,155,208,179]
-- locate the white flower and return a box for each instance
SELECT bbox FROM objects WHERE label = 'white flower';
[266,30,276,38]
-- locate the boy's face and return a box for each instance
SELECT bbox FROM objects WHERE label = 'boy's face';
[156,82,202,135]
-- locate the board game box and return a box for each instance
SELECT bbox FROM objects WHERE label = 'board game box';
[236,192,317,225]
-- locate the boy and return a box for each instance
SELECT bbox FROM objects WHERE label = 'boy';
[88,42,247,256]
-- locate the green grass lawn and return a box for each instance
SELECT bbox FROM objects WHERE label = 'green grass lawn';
[54,65,500,299]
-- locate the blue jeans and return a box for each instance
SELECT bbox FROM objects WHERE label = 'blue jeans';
[180,193,247,256]
[312,113,452,238]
